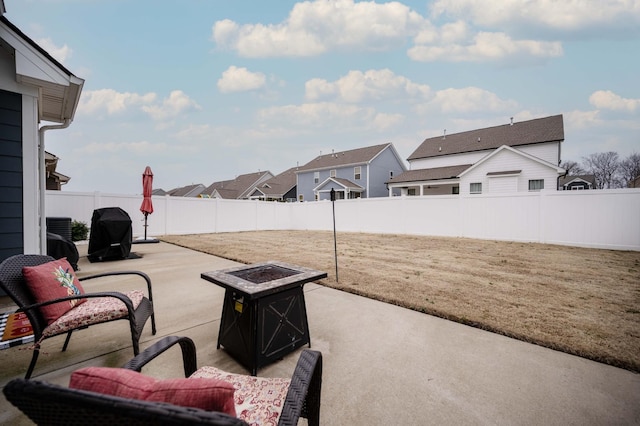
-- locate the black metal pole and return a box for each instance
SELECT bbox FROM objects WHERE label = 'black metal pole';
[143,212,148,240]
[331,188,338,282]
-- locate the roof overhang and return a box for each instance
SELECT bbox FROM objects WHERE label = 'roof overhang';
[1,16,84,124]
[314,177,364,193]
[459,145,565,178]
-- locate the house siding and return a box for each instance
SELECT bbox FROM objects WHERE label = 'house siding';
[460,148,560,194]
[0,88,23,262]
[368,147,406,197]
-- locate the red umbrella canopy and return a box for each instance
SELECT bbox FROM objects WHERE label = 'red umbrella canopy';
[140,166,154,215]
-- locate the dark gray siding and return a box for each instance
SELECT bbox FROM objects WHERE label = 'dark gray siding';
[0,89,23,262]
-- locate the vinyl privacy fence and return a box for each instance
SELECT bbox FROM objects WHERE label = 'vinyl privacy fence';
[46,189,640,251]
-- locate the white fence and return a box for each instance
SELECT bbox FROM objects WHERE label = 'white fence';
[45,189,640,251]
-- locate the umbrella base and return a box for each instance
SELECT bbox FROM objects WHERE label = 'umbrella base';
[132,238,159,244]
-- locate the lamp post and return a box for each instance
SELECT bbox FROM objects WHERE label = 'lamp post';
[330,188,338,282]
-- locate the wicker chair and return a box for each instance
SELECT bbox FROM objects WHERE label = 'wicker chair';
[0,254,156,379]
[4,336,323,426]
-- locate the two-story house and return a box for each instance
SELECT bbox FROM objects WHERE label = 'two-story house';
[387,115,566,196]
[295,143,406,201]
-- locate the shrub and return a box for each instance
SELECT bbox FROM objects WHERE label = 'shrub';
[71,220,89,241]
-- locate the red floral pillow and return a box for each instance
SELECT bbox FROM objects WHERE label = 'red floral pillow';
[70,367,236,416]
[22,258,86,324]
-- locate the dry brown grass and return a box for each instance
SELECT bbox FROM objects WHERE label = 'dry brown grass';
[161,231,640,372]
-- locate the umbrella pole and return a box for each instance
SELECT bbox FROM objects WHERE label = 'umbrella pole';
[144,212,148,240]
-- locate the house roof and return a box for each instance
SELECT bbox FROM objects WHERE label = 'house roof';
[253,167,297,198]
[203,170,274,199]
[167,184,205,197]
[314,177,364,192]
[458,145,565,177]
[0,15,84,123]
[296,143,393,173]
[559,175,596,187]
[408,115,564,161]
[388,164,472,184]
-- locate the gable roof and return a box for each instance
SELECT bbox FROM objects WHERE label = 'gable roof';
[559,175,596,187]
[387,164,472,184]
[167,183,205,197]
[296,143,394,173]
[0,15,84,123]
[252,167,297,198]
[314,177,364,192]
[408,115,564,161]
[203,170,274,199]
[458,145,565,177]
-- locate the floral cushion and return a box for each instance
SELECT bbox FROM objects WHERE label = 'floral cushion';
[22,258,86,324]
[191,366,291,426]
[42,290,145,338]
[70,367,236,416]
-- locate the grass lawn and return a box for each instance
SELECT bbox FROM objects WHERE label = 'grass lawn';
[161,231,640,373]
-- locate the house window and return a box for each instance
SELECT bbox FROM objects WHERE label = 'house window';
[470,183,482,194]
[529,179,544,191]
[330,169,336,178]
[298,194,304,202]
[314,172,319,184]
[452,186,459,194]
[354,166,361,180]
[408,188,416,196]
[571,185,585,190]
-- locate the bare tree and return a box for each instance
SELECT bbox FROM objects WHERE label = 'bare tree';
[560,160,586,175]
[618,152,640,188]
[582,152,620,189]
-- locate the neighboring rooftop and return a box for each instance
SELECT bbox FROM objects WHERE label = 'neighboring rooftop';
[408,115,564,161]
[252,167,297,199]
[203,171,274,199]
[296,143,392,172]
[388,164,472,184]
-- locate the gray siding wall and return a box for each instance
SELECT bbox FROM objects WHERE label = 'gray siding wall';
[368,147,406,197]
[0,89,23,262]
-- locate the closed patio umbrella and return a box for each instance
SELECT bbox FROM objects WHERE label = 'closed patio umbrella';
[134,166,158,243]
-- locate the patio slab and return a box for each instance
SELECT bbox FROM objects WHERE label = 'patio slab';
[1,241,639,425]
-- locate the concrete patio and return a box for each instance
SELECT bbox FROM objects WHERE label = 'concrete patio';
[1,241,639,425]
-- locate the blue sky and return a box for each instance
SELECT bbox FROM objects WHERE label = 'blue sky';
[5,0,640,193]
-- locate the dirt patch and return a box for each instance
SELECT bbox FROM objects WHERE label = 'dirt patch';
[161,231,640,372]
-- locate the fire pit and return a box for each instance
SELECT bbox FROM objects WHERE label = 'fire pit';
[201,261,327,375]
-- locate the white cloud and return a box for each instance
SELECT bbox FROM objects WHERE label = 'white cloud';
[212,0,425,57]
[79,89,157,116]
[430,0,640,33]
[408,31,563,62]
[589,90,640,112]
[141,90,201,121]
[306,69,431,103]
[36,37,72,63]
[78,140,169,155]
[417,87,518,114]
[257,101,404,133]
[217,66,267,93]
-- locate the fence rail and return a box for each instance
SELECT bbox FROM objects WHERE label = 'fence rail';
[45,189,640,251]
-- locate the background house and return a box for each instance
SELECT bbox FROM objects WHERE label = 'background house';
[558,175,596,190]
[202,171,274,200]
[248,167,297,202]
[295,143,406,201]
[0,5,83,264]
[166,183,206,197]
[45,151,70,190]
[388,115,565,196]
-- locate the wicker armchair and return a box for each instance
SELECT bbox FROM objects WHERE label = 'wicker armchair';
[4,336,323,426]
[0,254,156,379]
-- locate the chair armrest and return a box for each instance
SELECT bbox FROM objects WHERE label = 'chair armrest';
[18,291,134,314]
[279,349,323,426]
[123,336,198,377]
[80,271,153,302]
